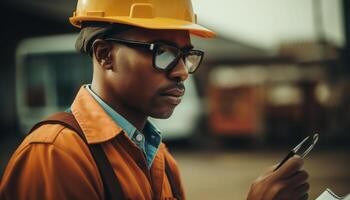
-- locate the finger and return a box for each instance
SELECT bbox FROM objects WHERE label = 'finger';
[255,163,281,180]
[280,172,308,191]
[268,173,308,199]
[294,182,310,197]
[284,170,308,188]
[274,155,304,180]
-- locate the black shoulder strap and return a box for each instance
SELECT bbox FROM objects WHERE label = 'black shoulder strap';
[29,112,126,200]
[30,112,182,200]
[164,157,182,200]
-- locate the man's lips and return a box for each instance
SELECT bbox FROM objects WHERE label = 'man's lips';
[158,83,185,105]
[158,82,185,97]
[159,87,185,97]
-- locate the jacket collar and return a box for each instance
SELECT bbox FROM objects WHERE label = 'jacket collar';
[71,86,123,144]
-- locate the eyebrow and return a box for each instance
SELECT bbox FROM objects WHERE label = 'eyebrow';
[150,39,194,51]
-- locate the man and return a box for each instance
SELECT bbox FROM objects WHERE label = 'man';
[0,0,309,199]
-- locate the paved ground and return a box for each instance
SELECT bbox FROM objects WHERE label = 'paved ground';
[1,134,349,199]
[173,148,350,200]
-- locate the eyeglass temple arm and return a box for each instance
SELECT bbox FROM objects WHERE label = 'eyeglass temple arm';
[300,134,319,158]
[274,134,319,172]
[293,134,319,158]
[104,38,155,50]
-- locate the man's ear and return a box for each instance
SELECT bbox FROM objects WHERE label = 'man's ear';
[92,39,113,70]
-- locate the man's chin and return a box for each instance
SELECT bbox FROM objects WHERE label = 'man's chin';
[149,109,175,119]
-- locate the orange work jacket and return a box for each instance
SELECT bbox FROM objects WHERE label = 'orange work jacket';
[0,86,186,200]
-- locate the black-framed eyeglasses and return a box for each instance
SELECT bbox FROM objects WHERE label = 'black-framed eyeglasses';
[104,38,204,74]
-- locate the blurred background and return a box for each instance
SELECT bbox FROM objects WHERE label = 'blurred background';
[0,0,349,199]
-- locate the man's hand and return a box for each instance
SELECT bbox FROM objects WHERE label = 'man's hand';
[246,155,309,200]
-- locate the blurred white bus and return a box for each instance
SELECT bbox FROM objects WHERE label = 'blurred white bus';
[16,34,201,140]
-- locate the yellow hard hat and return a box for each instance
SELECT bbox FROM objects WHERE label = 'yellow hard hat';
[70,0,215,38]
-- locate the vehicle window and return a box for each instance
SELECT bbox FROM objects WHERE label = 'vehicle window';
[23,53,92,108]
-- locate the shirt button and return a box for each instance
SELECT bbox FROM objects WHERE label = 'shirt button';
[135,134,143,142]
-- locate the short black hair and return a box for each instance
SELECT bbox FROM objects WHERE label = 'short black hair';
[76,22,133,56]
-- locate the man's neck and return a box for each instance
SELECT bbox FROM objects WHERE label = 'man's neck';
[90,83,147,132]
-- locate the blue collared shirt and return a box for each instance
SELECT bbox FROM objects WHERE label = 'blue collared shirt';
[85,85,162,169]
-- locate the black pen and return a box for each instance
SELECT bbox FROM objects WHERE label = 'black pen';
[274,134,319,172]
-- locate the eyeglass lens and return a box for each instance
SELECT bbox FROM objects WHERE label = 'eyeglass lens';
[185,53,202,73]
[154,45,179,70]
[154,45,202,73]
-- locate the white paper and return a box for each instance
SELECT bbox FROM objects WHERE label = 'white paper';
[316,189,350,200]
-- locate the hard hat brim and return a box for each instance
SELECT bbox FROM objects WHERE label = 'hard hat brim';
[70,16,216,38]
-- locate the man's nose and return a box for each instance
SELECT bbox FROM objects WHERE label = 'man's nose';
[168,58,189,82]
